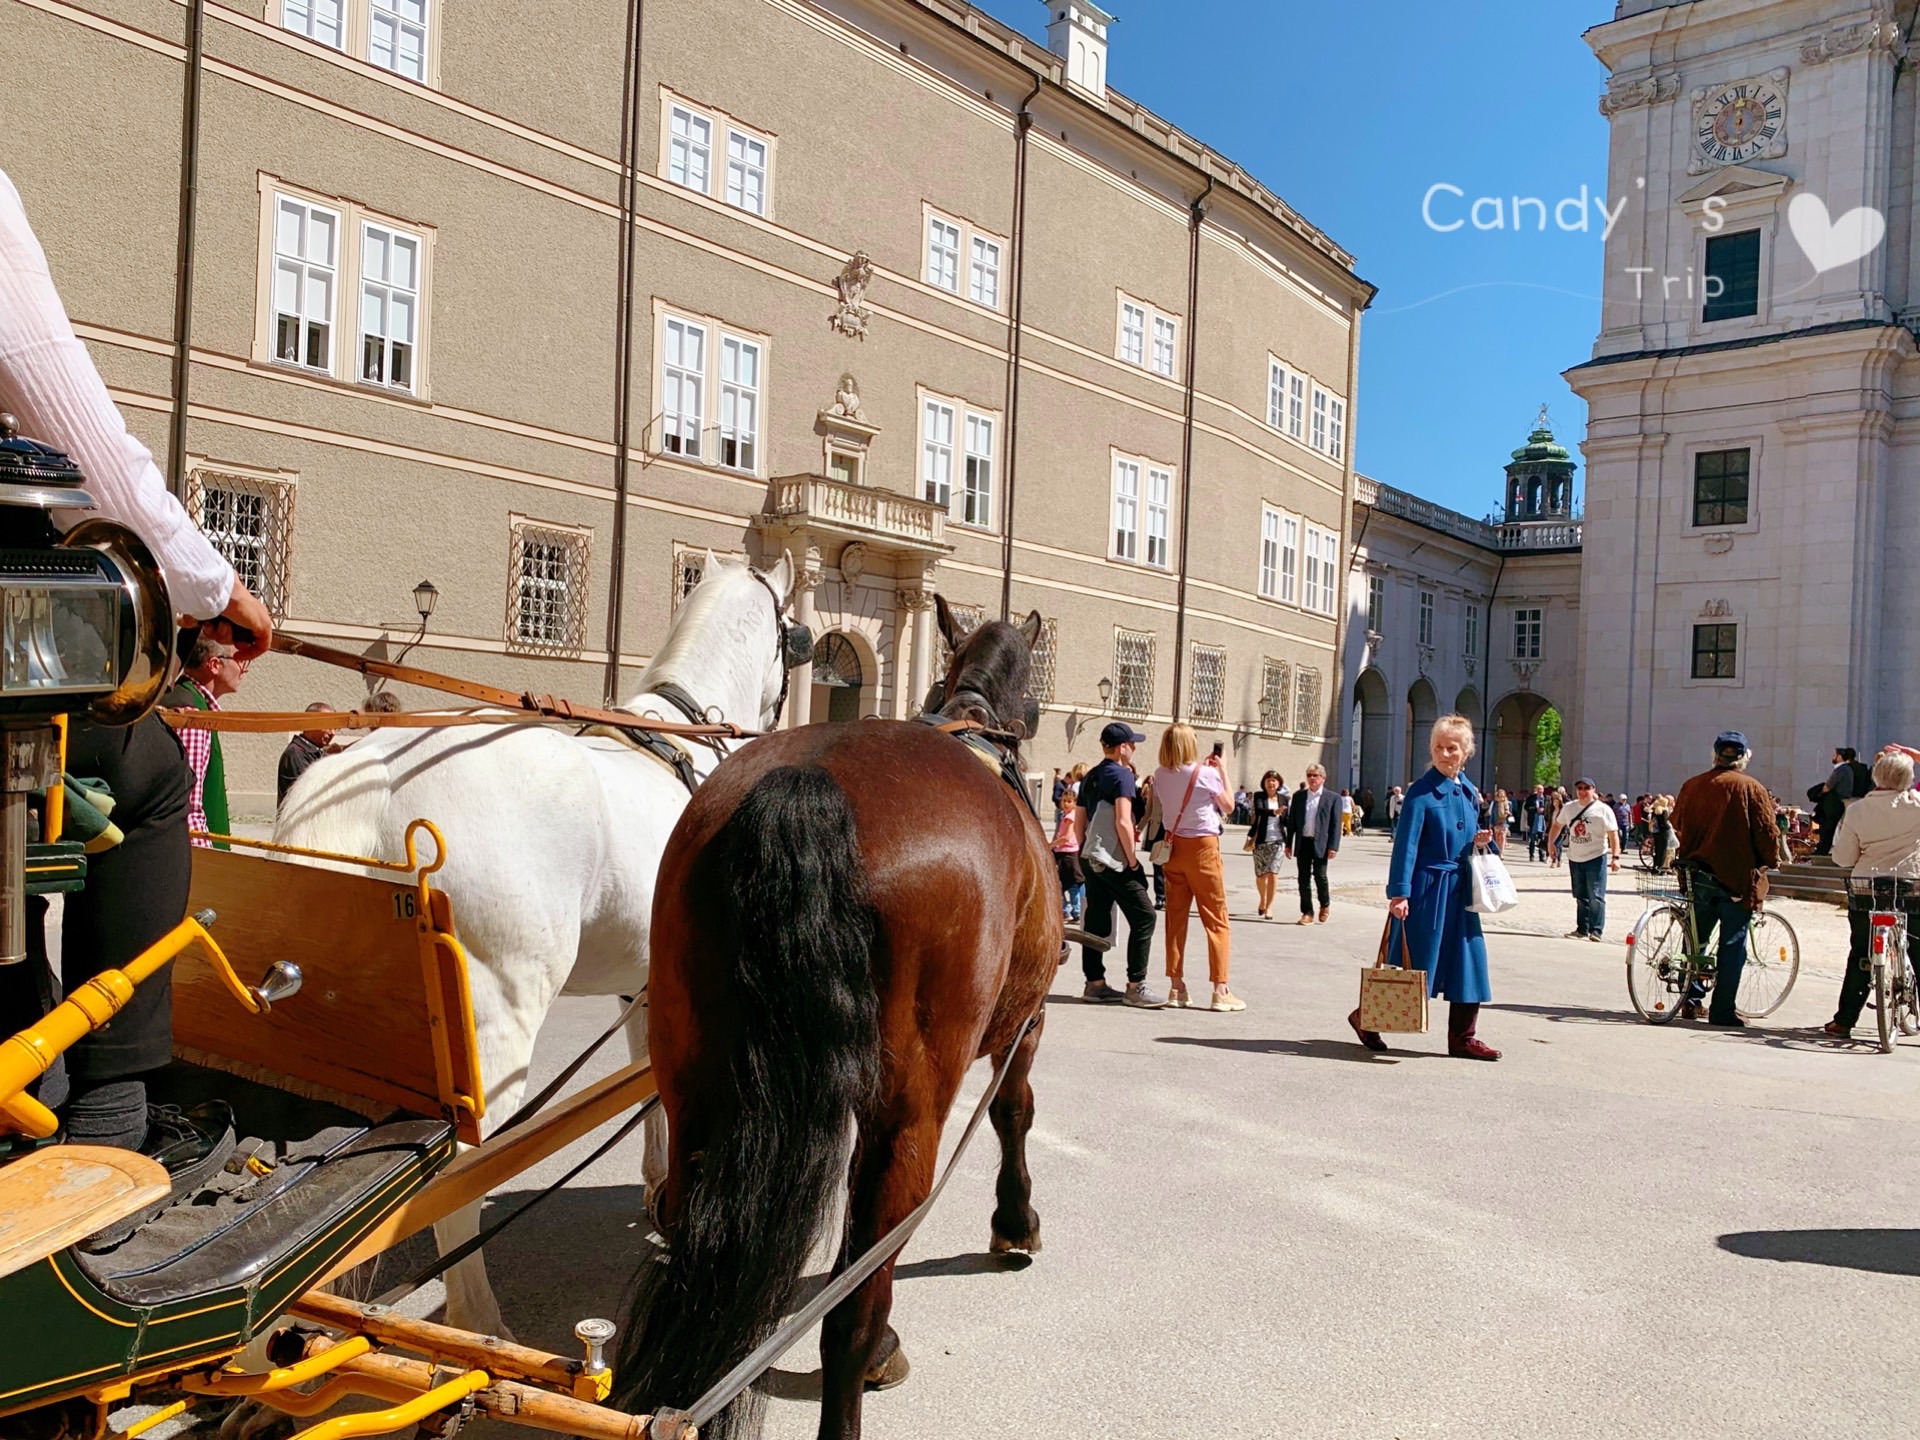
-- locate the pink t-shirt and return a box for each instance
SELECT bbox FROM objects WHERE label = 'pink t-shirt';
[1152,763,1227,838]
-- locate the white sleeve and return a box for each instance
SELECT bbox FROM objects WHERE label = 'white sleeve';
[0,170,235,620]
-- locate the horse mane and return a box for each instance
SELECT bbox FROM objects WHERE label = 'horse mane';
[939,620,1032,733]
[628,561,766,714]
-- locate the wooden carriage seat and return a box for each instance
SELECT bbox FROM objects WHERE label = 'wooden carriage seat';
[173,846,483,1143]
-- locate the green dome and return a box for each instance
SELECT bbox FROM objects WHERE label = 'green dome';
[1506,408,1575,469]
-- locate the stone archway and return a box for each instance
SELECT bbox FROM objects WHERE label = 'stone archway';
[1354,668,1392,802]
[1405,677,1438,781]
[1488,691,1560,793]
[810,630,875,722]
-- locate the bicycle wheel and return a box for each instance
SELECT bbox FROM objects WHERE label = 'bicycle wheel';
[1739,911,1800,1019]
[1875,948,1894,1052]
[1899,958,1920,1038]
[1628,905,1691,1023]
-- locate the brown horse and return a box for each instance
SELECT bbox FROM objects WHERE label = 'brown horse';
[615,602,1059,1440]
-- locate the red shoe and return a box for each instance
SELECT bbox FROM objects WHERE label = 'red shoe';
[1347,1008,1388,1053]
[1448,1036,1502,1061]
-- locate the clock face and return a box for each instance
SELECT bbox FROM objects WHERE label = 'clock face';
[1697,82,1784,166]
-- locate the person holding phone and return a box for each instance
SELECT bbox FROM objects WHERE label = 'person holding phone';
[1149,725,1241,1011]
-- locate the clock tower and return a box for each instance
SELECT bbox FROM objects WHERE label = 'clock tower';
[1567,0,1917,795]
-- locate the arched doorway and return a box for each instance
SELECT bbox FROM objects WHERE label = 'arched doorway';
[1405,677,1438,781]
[1488,692,1561,793]
[1353,668,1391,800]
[811,632,868,722]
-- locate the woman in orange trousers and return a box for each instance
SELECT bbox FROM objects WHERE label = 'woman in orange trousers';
[1147,724,1242,1011]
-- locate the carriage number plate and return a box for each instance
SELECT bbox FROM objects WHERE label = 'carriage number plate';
[393,892,418,920]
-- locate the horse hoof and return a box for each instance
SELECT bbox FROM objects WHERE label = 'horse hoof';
[864,1345,911,1391]
[990,1220,1042,1255]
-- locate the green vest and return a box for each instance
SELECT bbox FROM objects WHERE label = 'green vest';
[166,676,229,848]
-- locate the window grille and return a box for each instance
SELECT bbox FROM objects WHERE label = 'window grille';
[934,602,985,677]
[186,467,296,620]
[1261,657,1290,734]
[673,549,707,610]
[1026,616,1057,706]
[1294,666,1322,737]
[1114,629,1154,717]
[507,522,590,655]
[1189,643,1225,723]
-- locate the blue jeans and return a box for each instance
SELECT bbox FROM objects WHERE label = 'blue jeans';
[1569,856,1608,936]
[1686,870,1750,1023]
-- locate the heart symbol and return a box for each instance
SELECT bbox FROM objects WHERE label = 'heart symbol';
[1787,194,1887,275]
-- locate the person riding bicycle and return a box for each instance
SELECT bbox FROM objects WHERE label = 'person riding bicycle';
[1823,748,1920,1038]
[1670,731,1781,1026]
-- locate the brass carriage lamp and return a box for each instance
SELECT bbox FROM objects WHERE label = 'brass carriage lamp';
[0,415,174,964]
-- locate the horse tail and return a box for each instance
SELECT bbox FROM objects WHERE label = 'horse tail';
[615,765,880,1438]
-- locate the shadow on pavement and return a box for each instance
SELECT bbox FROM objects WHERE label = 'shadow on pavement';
[1154,1035,1430,1063]
[1488,1001,1644,1027]
[1718,1229,1920,1276]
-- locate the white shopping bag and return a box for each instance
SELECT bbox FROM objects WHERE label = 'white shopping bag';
[1467,850,1521,915]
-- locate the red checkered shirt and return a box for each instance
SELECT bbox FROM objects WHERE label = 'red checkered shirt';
[177,677,221,848]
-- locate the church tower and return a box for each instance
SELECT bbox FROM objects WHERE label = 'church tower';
[1502,408,1578,532]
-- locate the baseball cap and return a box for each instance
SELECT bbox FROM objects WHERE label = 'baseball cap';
[1100,721,1147,749]
[1574,777,1596,788]
[1714,730,1749,756]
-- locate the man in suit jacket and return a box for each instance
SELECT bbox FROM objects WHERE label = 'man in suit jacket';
[1286,762,1341,923]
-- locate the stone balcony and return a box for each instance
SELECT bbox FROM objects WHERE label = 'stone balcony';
[1356,474,1581,553]
[759,473,951,556]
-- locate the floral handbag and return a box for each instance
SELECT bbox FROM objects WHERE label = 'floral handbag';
[1358,917,1429,1034]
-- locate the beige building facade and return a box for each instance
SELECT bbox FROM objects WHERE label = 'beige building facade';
[1,0,1371,814]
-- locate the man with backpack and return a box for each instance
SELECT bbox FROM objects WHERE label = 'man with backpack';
[1073,722,1166,1008]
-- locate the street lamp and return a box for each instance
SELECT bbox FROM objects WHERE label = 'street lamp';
[1096,676,1113,709]
[394,579,438,665]
[1258,693,1278,731]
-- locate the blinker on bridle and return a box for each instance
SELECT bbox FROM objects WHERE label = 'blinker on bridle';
[747,567,813,729]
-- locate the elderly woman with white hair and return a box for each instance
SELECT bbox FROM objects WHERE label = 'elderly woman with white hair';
[1824,746,1920,1037]
[1349,713,1502,1060]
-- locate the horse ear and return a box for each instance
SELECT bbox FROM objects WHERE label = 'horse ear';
[703,547,717,572]
[934,594,965,656]
[1019,609,1044,650]
[767,549,795,605]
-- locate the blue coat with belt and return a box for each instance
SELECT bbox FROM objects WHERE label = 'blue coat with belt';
[1386,767,1492,1004]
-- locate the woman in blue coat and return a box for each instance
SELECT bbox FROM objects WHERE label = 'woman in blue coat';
[1348,713,1502,1060]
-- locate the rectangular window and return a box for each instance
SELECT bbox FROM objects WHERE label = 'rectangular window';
[186,467,296,620]
[1692,448,1751,527]
[358,222,419,391]
[1294,667,1322,736]
[724,130,768,215]
[1261,657,1290,734]
[1311,387,1329,452]
[508,522,590,655]
[272,197,338,373]
[1114,629,1155,717]
[1704,229,1761,322]
[1119,303,1146,367]
[1367,575,1384,632]
[1189,644,1225,724]
[1692,622,1738,680]
[1513,607,1542,661]
[969,236,1001,308]
[667,106,712,195]
[1151,316,1177,378]
[1280,514,1299,604]
[1329,397,1346,463]
[921,401,955,508]
[718,336,760,471]
[962,413,994,528]
[1418,588,1435,647]
[1465,601,1480,656]
[1287,373,1306,440]
[1259,507,1281,599]
[1303,525,1334,615]
[1267,362,1286,430]
[661,316,706,458]
[281,0,344,48]
[1145,467,1171,569]
[1112,459,1140,561]
[926,218,961,293]
[368,0,427,80]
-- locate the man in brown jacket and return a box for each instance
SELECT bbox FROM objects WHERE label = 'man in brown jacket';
[1672,730,1782,1026]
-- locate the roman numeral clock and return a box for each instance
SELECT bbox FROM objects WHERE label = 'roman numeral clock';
[1688,69,1789,174]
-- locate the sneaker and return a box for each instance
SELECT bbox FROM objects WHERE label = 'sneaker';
[1586,933,1603,943]
[1082,980,1125,1004]
[1564,929,1588,940]
[1167,983,1192,1009]
[1208,990,1247,1013]
[1124,983,1168,1009]
[1706,1014,1748,1029]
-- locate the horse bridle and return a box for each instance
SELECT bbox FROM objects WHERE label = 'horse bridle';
[750,567,813,729]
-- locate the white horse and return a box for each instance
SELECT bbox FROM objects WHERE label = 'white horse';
[274,553,801,1337]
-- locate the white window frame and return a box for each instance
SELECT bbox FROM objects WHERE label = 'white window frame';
[1115,291,1181,377]
[961,411,996,530]
[1303,523,1336,616]
[920,398,955,509]
[925,216,961,294]
[918,205,1007,312]
[273,0,442,86]
[1259,505,1282,599]
[279,0,345,50]
[255,176,435,398]
[270,195,339,376]
[1512,607,1543,662]
[1329,395,1347,463]
[1279,512,1300,604]
[651,303,771,476]
[357,220,420,394]
[1111,450,1175,571]
[1418,588,1435,647]
[367,0,428,81]
[1311,386,1330,453]
[914,386,1009,533]
[1366,574,1385,632]
[1465,601,1480,656]
[969,235,1001,309]
[1267,359,1288,431]
[1287,372,1306,441]
[658,90,778,220]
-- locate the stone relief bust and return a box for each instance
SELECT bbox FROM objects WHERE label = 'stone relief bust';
[829,251,875,340]
[828,373,863,420]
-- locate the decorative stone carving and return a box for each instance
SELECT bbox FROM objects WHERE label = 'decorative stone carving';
[1702,534,1735,556]
[896,588,937,613]
[1364,629,1383,656]
[828,251,875,340]
[1417,644,1434,677]
[840,542,869,582]
[1464,655,1478,679]
[1803,21,1907,65]
[1598,72,1680,117]
[1700,598,1731,618]
[828,372,864,420]
[1512,660,1538,690]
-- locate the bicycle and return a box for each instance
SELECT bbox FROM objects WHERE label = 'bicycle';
[1844,875,1920,1053]
[1626,868,1800,1023]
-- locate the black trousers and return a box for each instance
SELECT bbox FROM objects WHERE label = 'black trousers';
[1835,909,1920,1029]
[1081,862,1156,986]
[1296,840,1331,915]
[0,716,192,1110]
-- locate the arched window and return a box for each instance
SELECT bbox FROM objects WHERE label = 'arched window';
[811,633,864,689]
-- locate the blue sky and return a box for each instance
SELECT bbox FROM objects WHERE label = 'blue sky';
[970,0,1613,521]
